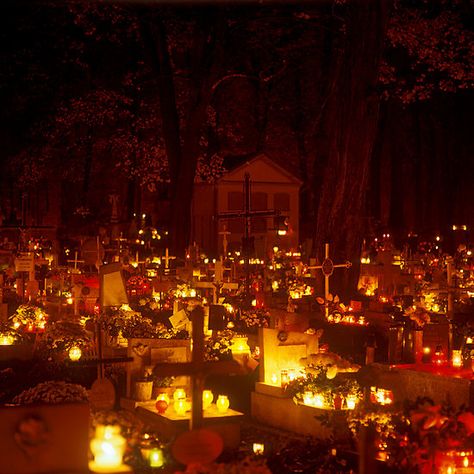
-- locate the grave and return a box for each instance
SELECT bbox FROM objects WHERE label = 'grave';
[370,363,474,408]
[127,306,245,449]
[251,328,352,438]
[135,402,244,449]
[123,337,191,400]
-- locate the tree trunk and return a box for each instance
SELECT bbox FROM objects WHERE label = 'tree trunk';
[312,0,389,296]
[141,11,221,255]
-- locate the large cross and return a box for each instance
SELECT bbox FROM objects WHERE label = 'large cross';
[217,173,279,297]
[152,305,241,430]
[308,243,352,318]
[162,248,176,274]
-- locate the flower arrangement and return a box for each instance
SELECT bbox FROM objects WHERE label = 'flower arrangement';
[135,296,160,316]
[38,320,92,355]
[287,278,313,299]
[96,304,179,339]
[349,398,474,474]
[204,330,234,361]
[404,305,430,329]
[9,304,47,331]
[127,275,151,296]
[12,381,88,405]
[236,308,270,332]
[316,295,367,325]
[284,367,362,408]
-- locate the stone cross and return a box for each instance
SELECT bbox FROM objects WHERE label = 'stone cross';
[217,173,279,296]
[308,243,352,318]
[152,305,241,430]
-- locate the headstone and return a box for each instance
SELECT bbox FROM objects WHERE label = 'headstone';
[259,328,320,386]
[89,378,116,411]
[126,338,191,398]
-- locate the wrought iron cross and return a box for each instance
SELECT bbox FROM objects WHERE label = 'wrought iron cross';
[217,173,279,296]
[308,243,352,318]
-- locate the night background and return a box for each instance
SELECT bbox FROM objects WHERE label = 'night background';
[0,0,472,286]
[1,2,474,472]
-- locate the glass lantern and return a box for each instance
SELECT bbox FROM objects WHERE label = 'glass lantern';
[202,390,214,410]
[216,395,230,414]
[90,425,126,472]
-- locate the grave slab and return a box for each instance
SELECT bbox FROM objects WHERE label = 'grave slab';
[371,363,474,408]
[134,402,244,448]
[251,383,350,439]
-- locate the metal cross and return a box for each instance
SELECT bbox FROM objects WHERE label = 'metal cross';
[308,243,352,318]
[217,173,279,296]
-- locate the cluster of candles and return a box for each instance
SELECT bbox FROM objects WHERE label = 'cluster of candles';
[90,425,164,471]
[155,389,230,417]
[0,334,15,345]
[422,346,465,369]
[438,450,474,473]
[326,313,367,325]
[274,368,305,387]
[301,391,358,410]
[370,387,394,405]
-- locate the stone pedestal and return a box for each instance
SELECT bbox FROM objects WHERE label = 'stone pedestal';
[124,400,244,449]
[251,382,350,439]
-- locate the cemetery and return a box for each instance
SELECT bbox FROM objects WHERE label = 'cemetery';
[0,1,473,473]
[0,197,473,473]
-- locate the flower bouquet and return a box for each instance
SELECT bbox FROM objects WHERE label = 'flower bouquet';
[13,381,88,405]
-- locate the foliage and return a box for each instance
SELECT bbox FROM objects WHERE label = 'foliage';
[37,320,92,354]
[95,304,182,339]
[381,0,474,103]
[404,305,430,329]
[12,381,88,405]
[204,330,234,361]
[150,375,174,389]
[235,308,270,333]
[349,397,474,474]
[284,367,361,407]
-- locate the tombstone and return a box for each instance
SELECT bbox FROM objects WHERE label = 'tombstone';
[125,338,191,399]
[258,328,320,386]
[251,328,348,438]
